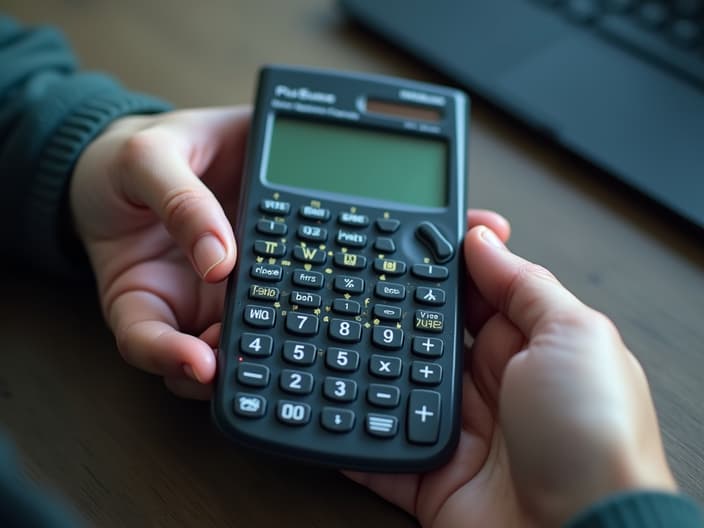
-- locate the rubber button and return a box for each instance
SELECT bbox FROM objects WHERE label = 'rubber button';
[415,222,454,264]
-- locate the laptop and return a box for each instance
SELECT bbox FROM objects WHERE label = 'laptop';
[339,0,704,231]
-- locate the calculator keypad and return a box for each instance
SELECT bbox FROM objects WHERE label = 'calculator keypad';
[227,196,457,456]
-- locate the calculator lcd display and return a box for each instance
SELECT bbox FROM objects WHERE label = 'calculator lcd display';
[265,116,447,207]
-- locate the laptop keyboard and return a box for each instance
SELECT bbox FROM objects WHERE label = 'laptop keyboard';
[532,0,704,88]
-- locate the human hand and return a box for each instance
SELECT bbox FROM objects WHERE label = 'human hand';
[70,111,511,408]
[70,108,249,399]
[347,226,676,527]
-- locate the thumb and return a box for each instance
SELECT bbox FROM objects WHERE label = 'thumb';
[116,129,237,281]
[464,225,587,338]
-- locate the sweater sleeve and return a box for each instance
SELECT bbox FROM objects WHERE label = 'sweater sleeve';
[0,15,172,278]
[564,490,704,528]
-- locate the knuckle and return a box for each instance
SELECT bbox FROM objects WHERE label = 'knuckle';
[542,307,621,344]
[114,324,138,367]
[116,130,162,172]
[502,261,556,315]
[583,309,621,340]
[161,187,210,231]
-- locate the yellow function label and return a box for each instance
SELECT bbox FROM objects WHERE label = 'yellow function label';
[414,310,444,332]
[415,319,443,330]
[301,247,318,260]
[382,260,397,272]
[263,241,279,254]
[249,285,278,299]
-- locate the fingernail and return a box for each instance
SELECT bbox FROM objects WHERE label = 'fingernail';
[183,364,202,383]
[480,227,506,250]
[193,234,226,279]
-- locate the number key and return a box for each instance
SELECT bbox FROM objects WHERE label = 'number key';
[240,333,273,357]
[372,325,404,350]
[323,377,358,402]
[282,341,317,366]
[280,370,314,395]
[332,298,361,315]
[326,348,360,372]
[277,401,311,426]
[285,312,320,336]
[329,318,362,343]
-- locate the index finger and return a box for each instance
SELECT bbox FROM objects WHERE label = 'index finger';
[108,289,216,383]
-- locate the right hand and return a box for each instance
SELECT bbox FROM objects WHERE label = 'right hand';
[348,225,676,528]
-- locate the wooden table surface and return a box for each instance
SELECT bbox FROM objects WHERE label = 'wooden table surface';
[1,1,702,526]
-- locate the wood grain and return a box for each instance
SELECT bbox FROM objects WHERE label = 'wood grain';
[1,0,702,526]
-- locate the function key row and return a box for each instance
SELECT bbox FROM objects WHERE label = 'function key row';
[250,255,445,283]
[258,199,399,233]
[233,390,440,444]
[248,274,446,309]
[255,229,374,249]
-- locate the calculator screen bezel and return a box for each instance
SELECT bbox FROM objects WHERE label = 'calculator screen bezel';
[259,112,451,211]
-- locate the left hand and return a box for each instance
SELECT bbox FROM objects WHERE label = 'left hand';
[71,107,250,399]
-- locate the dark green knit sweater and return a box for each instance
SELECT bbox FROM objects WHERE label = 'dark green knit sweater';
[0,15,170,277]
[0,14,701,528]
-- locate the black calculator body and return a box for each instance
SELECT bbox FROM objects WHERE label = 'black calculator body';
[213,66,468,472]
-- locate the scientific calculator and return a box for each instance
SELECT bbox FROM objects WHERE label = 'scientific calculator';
[213,65,468,472]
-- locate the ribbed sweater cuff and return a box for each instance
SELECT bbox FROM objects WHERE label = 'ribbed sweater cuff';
[564,491,704,528]
[30,90,171,278]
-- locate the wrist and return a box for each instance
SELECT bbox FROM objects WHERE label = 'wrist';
[527,449,677,528]
[564,490,703,528]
